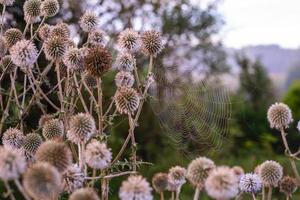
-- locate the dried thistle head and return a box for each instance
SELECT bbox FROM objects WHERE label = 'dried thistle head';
[119,175,153,200]
[267,102,293,130]
[23,0,41,23]
[42,119,64,140]
[44,36,67,60]
[23,133,43,155]
[41,0,59,17]
[167,166,186,191]
[0,55,17,73]
[88,29,107,47]
[239,173,262,194]
[79,11,98,32]
[23,162,61,200]
[141,30,164,56]
[50,22,70,38]
[0,0,15,6]
[38,114,54,128]
[10,39,38,68]
[231,166,244,179]
[4,28,22,47]
[152,173,168,194]
[35,141,72,173]
[84,46,112,77]
[2,127,24,149]
[115,71,135,88]
[38,24,52,40]
[62,164,85,193]
[259,160,283,187]
[115,87,140,115]
[116,52,136,72]
[63,48,84,71]
[83,72,97,88]
[118,28,140,53]
[84,140,112,169]
[69,188,100,200]
[279,176,298,197]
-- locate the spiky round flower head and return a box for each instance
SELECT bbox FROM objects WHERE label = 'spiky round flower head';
[167,166,187,191]
[62,164,85,193]
[23,133,43,155]
[141,30,164,56]
[205,166,239,200]
[279,176,298,196]
[84,140,112,169]
[0,0,15,6]
[23,0,41,23]
[63,48,84,71]
[152,173,168,193]
[50,22,70,38]
[35,141,72,172]
[84,46,112,77]
[67,113,96,144]
[4,28,22,47]
[119,175,153,200]
[115,71,135,88]
[0,36,7,58]
[41,0,59,17]
[38,114,54,128]
[23,162,61,200]
[0,55,17,73]
[186,157,215,189]
[267,102,293,130]
[118,28,140,53]
[42,119,64,140]
[239,173,262,194]
[10,39,38,68]
[115,87,140,115]
[83,72,97,88]
[38,24,52,40]
[231,166,245,179]
[116,52,136,72]
[2,127,24,149]
[88,29,106,46]
[69,188,100,200]
[259,160,283,187]
[0,147,26,180]
[79,11,98,32]
[44,36,67,60]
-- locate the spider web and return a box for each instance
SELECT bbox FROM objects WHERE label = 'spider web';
[149,66,232,156]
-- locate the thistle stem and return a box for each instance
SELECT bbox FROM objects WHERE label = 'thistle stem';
[193,188,200,200]
[267,186,272,200]
[4,180,16,200]
[14,179,31,200]
[252,193,257,200]
[128,114,137,171]
[160,192,164,200]
[1,5,6,35]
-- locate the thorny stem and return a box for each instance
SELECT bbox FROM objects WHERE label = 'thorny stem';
[267,186,272,200]
[85,171,137,180]
[14,179,30,200]
[73,74,89,113]
[193,188,200,200]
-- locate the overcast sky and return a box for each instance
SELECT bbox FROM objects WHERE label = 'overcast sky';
[218,0,300,49]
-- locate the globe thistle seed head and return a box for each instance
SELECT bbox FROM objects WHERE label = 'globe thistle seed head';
[267,102,293,130]
[279,176,298,196]
[23,162,61,200]
[239,173,262,194]
[167,166,187,191]
[67,113,96,144]
[0,55,17,74]
[119,175,153,200]
[84,140,112,169]
[88,29,107,47]
[115,87,140,115]
[186,157,215,189]
[42,119,64,140]
[115,71,135,88]
[23,0,41,23]
[38,114,54,128]
[0,0,15,6]
[118,28,140,53]
[205,166,239,200]
[50,22,70,38]
[44,36,67,60]
[83,72,97,88]
[0,147,26,180]
[116,52,136,72]
[4,28,22,47]
[35,141,72,172]
[63,48,84,71]
[41,0,59,17]
[38,24,52,40]
[0,36,7,58]
[23,133,43,155]
[141,30,164,57]
[62,164,85,193]
[231,166,245,180]
[2,127,24,149]
[79,11,98,32]
[259,160,283,187]
[10,39,38,68]
[84,46,112,77]
[152,173,168,193]
[69,188,100,200]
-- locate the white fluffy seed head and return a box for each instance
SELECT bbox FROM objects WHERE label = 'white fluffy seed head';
[167,166,187,191]
[115,71,135,88]
[69,188,100,200]
[42,119,64,140]
[239,173,262,194]
[23,0,41,23]
[259,160,283,187]
[0,147,27,180]
[10,39,38,68]
[115,87,140,115]
[2,127,24,149]
[116,52,136,72]
[67,113,96,144]
[205,166,239,200]
[117,28,140,53]
[0,0,15,6]
[79,11,98,32]
[63,164,85,193]
[84,140,112,169]
[63,48,84,71]
[186,157,215,189]
[267,102,293,130]
[119,175,153,200]
[41,0,59,17]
